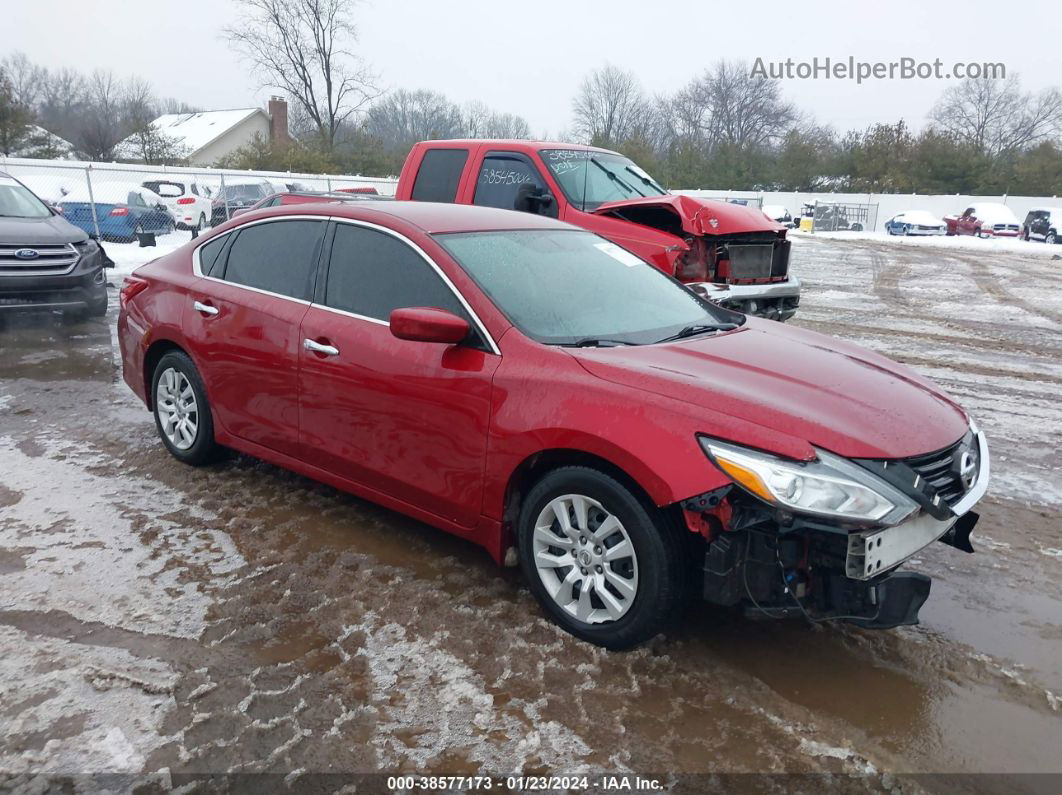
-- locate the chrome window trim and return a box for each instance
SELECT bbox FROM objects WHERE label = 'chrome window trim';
[191,216,322,305]
[326,217,501,356]
[189,214,501,356]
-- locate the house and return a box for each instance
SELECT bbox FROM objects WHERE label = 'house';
[117,97,289,166]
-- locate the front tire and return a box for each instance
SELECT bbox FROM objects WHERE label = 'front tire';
[152,351,219,465]
[517,466,689,649]
[1046,232,1057,245]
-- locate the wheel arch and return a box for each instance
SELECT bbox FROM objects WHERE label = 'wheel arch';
[500,448,664,546]
[142,338,191,410]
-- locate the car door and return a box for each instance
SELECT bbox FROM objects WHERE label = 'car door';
[471,151,558,218]
[298,220,500,527]
[959,208,977,235]
[184,217,326,457]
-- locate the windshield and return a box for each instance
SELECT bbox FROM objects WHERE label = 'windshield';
[539,150,667,211]
[223,184,264,200]
[435,229,733,346]
[0,179,53,218]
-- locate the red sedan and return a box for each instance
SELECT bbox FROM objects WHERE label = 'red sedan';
[118,202,989,648]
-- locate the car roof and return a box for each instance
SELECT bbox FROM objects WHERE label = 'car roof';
[249,200,578,234]
[1029,206,1062,214]
[417,139,621,156]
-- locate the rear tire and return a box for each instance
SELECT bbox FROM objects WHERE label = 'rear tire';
[517,466,689,649]
[151,351,220,466]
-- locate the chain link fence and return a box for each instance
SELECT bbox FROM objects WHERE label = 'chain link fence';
[2,156,397,246]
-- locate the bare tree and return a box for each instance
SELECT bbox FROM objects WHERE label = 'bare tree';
[930,75,1062,155]
[38,67,87,143]
[0,67,35,155]
[225,0,379,148]
[462,101,531,139]
[682,60,796,150]
[0,52,47,109]
[77,70,124,160]
[571,65,647,145]
[119,77,187,164]
[364,89,463,152]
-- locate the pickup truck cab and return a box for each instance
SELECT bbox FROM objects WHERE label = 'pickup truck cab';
[396,140,801,321]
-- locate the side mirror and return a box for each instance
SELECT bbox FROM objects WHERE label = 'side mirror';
[390,307,470,344]
[514,183,554,214]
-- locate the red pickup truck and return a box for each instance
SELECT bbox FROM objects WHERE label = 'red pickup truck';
[396,140,801,320]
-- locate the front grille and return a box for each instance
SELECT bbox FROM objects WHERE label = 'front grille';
[992,224,1019,231]
[905,441,967,506]
[727,244,774,279]
[0,243,80,275]
[714,234,790,282]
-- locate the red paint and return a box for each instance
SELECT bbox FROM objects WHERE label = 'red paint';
[394,140,789,287]
[119,201,971,565]
[390,307,470,344]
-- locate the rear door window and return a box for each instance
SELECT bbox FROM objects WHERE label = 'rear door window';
[411,148,468,202]
[220,220,325,301]
[198,234,229,277]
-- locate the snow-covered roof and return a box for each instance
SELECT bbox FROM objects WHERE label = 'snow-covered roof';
[60,182,163,205]
[8,125,78,159]
[970,203,1019,224]
[894,210,944,225]
[116,108,267,160]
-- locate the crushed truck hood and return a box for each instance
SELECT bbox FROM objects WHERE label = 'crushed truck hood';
[592,194,784,236]
[571,318,969,460]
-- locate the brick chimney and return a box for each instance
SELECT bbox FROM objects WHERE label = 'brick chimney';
[268,96,289,144]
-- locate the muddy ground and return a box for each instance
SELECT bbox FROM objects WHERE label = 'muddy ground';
[0,235,1059,793]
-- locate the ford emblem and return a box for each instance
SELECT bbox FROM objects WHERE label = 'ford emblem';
[15,248,40,260]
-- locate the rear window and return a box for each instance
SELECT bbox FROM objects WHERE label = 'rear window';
[411,148,468,203]
[221,220,324,300]
[144,180,184,197]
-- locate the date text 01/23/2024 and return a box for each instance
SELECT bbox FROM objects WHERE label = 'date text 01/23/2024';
[385,775,664,791]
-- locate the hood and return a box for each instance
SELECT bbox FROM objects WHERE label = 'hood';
[571,318,968,460]
[593,194,785,237]
[0,213,88,246]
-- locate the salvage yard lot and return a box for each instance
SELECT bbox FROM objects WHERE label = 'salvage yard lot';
[1,233,1059,787]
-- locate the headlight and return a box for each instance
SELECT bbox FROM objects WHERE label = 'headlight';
[699,437,918,525]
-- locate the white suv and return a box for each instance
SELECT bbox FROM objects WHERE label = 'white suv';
[142,177,213,232]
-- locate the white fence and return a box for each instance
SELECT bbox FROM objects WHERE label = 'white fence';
[0,154,398,241]
[675,189,1059,232]
[5,154,1059,235]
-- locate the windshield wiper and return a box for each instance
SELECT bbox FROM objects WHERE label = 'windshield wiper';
[591,159,645,197]
[624,166,665,194]
[564,337,637,348]
[655,323,739,344]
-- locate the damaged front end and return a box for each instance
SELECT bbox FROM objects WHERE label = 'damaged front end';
[593,195,801,321]
[684,425,989,628]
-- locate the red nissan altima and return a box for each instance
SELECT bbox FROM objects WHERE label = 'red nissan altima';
[118,202,989,648]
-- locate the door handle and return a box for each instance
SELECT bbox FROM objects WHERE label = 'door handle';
[193,300,219,316]
[303,338,339,356]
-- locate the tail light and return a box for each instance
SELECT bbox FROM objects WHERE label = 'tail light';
[177,197,195,205]
[120,276,149,308]
[110,207,129,216]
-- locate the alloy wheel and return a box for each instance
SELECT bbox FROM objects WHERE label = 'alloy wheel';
[155,367,199,450]
[532,494,639,624]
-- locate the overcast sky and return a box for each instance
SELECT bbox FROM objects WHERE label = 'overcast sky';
[5,0,1059,137]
